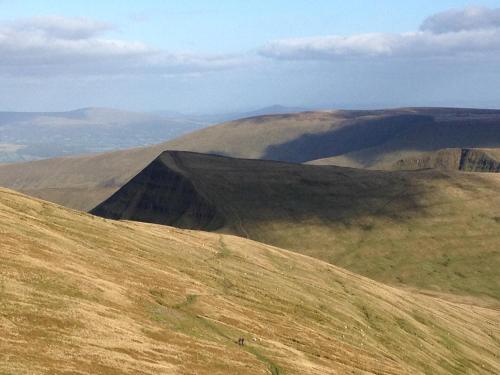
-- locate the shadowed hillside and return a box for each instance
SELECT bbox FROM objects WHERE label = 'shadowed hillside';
[1,187,500,374]
[171,108,500,164]
[1,107,500,210]
[92,151,500,301]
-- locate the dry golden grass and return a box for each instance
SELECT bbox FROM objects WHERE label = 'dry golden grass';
[1,188,499,374]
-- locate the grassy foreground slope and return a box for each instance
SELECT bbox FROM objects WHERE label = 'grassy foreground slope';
[92,151,500,301]
[1,107,500,210]
[1,188,500,374]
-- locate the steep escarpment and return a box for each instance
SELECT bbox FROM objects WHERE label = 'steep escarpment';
[459,148,500,172]
[91,153,224,230]
[388,148,500,172]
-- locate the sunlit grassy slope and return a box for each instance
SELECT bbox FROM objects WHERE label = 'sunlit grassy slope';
[92,151,500,302]
[1,188,500,374]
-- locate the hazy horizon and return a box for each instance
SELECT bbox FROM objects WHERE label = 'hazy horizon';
[4,102,500,116]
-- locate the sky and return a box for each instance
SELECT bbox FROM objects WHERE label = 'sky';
[1,0,500,113]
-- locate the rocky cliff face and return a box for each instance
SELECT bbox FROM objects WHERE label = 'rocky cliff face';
[392,148,500,172]
[459,149,500,172]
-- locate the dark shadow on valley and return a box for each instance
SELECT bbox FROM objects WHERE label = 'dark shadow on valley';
[263,115,500,163]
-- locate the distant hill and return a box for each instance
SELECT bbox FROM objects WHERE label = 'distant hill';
[91,151,500,301]
[2,187,499,374]
[1,107,500,210]
[224,105,307,120]
[165,107,500,164]
[0,107,207,162]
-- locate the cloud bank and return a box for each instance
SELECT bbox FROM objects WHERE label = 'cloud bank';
[4,7,500,78]
[260,6,500,61]
[0,16,244,77]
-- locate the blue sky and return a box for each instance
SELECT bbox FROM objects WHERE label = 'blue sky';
[1,1,500,112]
[5,0,500,51]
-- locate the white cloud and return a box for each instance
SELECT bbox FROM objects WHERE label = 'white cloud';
[260,7,500,61]
[0,16,245,77]
[260,29,500,60]
[421,6,500,33]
